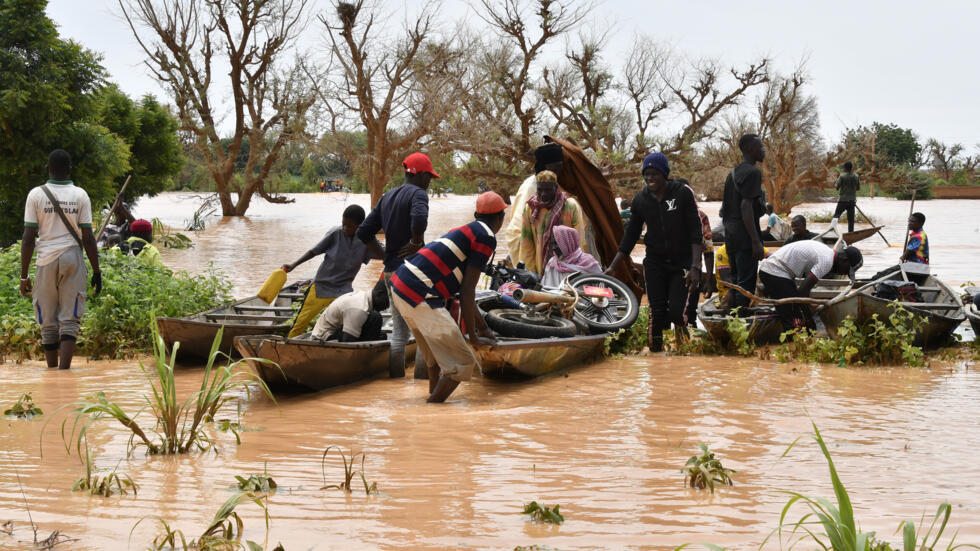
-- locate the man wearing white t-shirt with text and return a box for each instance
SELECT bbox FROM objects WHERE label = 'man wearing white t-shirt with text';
[758,241,862,330]
[20,150,103,369]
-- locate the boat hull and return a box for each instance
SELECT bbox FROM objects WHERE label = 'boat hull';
[819,276,965,349]
[968,305,980,337]
[476,334,607,380]
[234,334,417,392]
[697,302,784,346]
[157,281,307,363]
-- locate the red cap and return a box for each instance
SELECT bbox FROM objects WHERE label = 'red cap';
[130,219,152,233]
[403,152,440,178]
[475,191,507,215]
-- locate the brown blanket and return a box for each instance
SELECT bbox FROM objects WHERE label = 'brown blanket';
[547,136,644,296]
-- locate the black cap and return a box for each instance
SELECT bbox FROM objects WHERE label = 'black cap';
[534,143,564,173]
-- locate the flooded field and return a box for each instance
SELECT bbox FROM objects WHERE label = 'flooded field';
[2,193,978,549]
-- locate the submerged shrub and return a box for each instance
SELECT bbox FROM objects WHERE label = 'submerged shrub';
[604,306,649,355]
[774,304,926,367]
[0,243,231,360]
[522,501,564,525]
[682,443,735,493]
[4,392,43,418]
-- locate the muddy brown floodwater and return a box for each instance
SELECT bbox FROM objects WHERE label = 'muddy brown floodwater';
[2,193,978,549]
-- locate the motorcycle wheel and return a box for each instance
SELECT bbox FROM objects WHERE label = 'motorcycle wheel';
[568,273,640,334]
[485,309,577,339]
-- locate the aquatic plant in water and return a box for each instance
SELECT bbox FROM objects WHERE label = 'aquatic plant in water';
[63,322,275,456]
[522,501,564,525]
[320,446,378,495]
[682,443,735,493]
[604,306,649,355]
[4,393,43,418]
[236,465,277,494]
[773,304,926,367]
[767,422,977,550]
[72,445,138,497]
[143,491,278,551]
[151,218,193,249]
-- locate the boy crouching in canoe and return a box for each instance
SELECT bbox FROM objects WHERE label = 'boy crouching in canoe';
[389,192,507,402]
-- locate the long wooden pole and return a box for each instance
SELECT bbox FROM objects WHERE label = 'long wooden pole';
[854,203,890,246]
[718,280,830,306]
[899,178,917,282]
[96,175,132,241]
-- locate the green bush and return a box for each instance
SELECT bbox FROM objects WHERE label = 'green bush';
[604,306,649,355]
[773,304,925,367]
[0,244,231,360]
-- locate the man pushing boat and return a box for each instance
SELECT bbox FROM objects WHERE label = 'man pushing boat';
[389,192,507,403]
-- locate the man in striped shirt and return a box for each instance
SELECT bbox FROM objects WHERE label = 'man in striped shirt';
[391,192,507,402]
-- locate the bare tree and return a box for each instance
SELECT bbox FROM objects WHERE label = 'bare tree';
[925,138,964,182]
[312,0,464,205]
[120,0,315,216]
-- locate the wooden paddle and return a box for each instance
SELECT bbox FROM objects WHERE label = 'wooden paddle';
[96,174,132,241]
[854,203,890,246]
[718,280,831,307]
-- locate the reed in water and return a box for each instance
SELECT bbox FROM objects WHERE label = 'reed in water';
[63,322,274,456]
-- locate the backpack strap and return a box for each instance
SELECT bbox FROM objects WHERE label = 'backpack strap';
[39,184,83,248]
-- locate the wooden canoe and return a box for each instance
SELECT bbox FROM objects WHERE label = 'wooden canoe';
[697,300,784,346]
[157,280,308,363]
[476,334,607,380]
[234,333,417,392]
[712,225,886,248]
[818,272,965,349]
[967,303,980,337]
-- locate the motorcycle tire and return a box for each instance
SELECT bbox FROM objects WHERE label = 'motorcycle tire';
[484,309,577,339]
[568,273,640,334]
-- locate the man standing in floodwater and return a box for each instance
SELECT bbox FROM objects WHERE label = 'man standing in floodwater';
[390,192,506,403]
[357,152,436,378]
[719,134,766,310]
[20,149,103,370]
[605,152,703,352]
[834,162,860,233]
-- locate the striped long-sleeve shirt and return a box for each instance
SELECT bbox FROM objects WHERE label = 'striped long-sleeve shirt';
[391,220,496,307]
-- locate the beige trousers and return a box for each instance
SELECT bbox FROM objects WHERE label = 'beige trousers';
[391,294,479,382]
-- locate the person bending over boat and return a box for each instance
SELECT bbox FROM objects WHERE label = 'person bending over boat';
[283,204,382,338]
[784,215,818,244]
[311,280,389,342]
[606,152,703,352]
[758,241,863,329]
[720,134,767,310]
[541,225,602,287]
[516,170,589,275]
[390,192,506,403]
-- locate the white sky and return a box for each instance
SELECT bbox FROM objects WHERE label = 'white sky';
[48,0,980,148]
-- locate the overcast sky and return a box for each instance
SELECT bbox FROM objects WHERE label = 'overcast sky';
[47,0,979,148]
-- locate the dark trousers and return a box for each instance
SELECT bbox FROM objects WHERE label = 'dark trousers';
[685,285,700,327]
[727,245,759,310]
[833,200,856,232]
[759,271,813,330]
[644,259,688,351]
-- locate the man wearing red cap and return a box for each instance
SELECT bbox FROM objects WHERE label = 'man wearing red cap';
[113,218,163,267]
[357,152,438,378]
[390,192,506,402]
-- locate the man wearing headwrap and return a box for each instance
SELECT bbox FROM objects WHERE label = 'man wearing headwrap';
[541,225,601,287]
[517,170,589,275]
[606,152,703,352]
[504,142,565,261]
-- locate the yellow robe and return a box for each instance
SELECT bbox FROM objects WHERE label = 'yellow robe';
[516,197,587,275]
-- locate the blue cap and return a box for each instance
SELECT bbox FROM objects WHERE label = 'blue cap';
[642,152,670,177]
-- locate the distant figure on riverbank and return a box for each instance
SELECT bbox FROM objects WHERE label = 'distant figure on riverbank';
[720,134,767,310]
[282,204,381,338]
[113,218,163,267]
[785,215,818,244]
[606,152,703,352]
[20,149,102,370]
[759,241,862,330]
[390,192,506,403]
[834,162,860,232]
